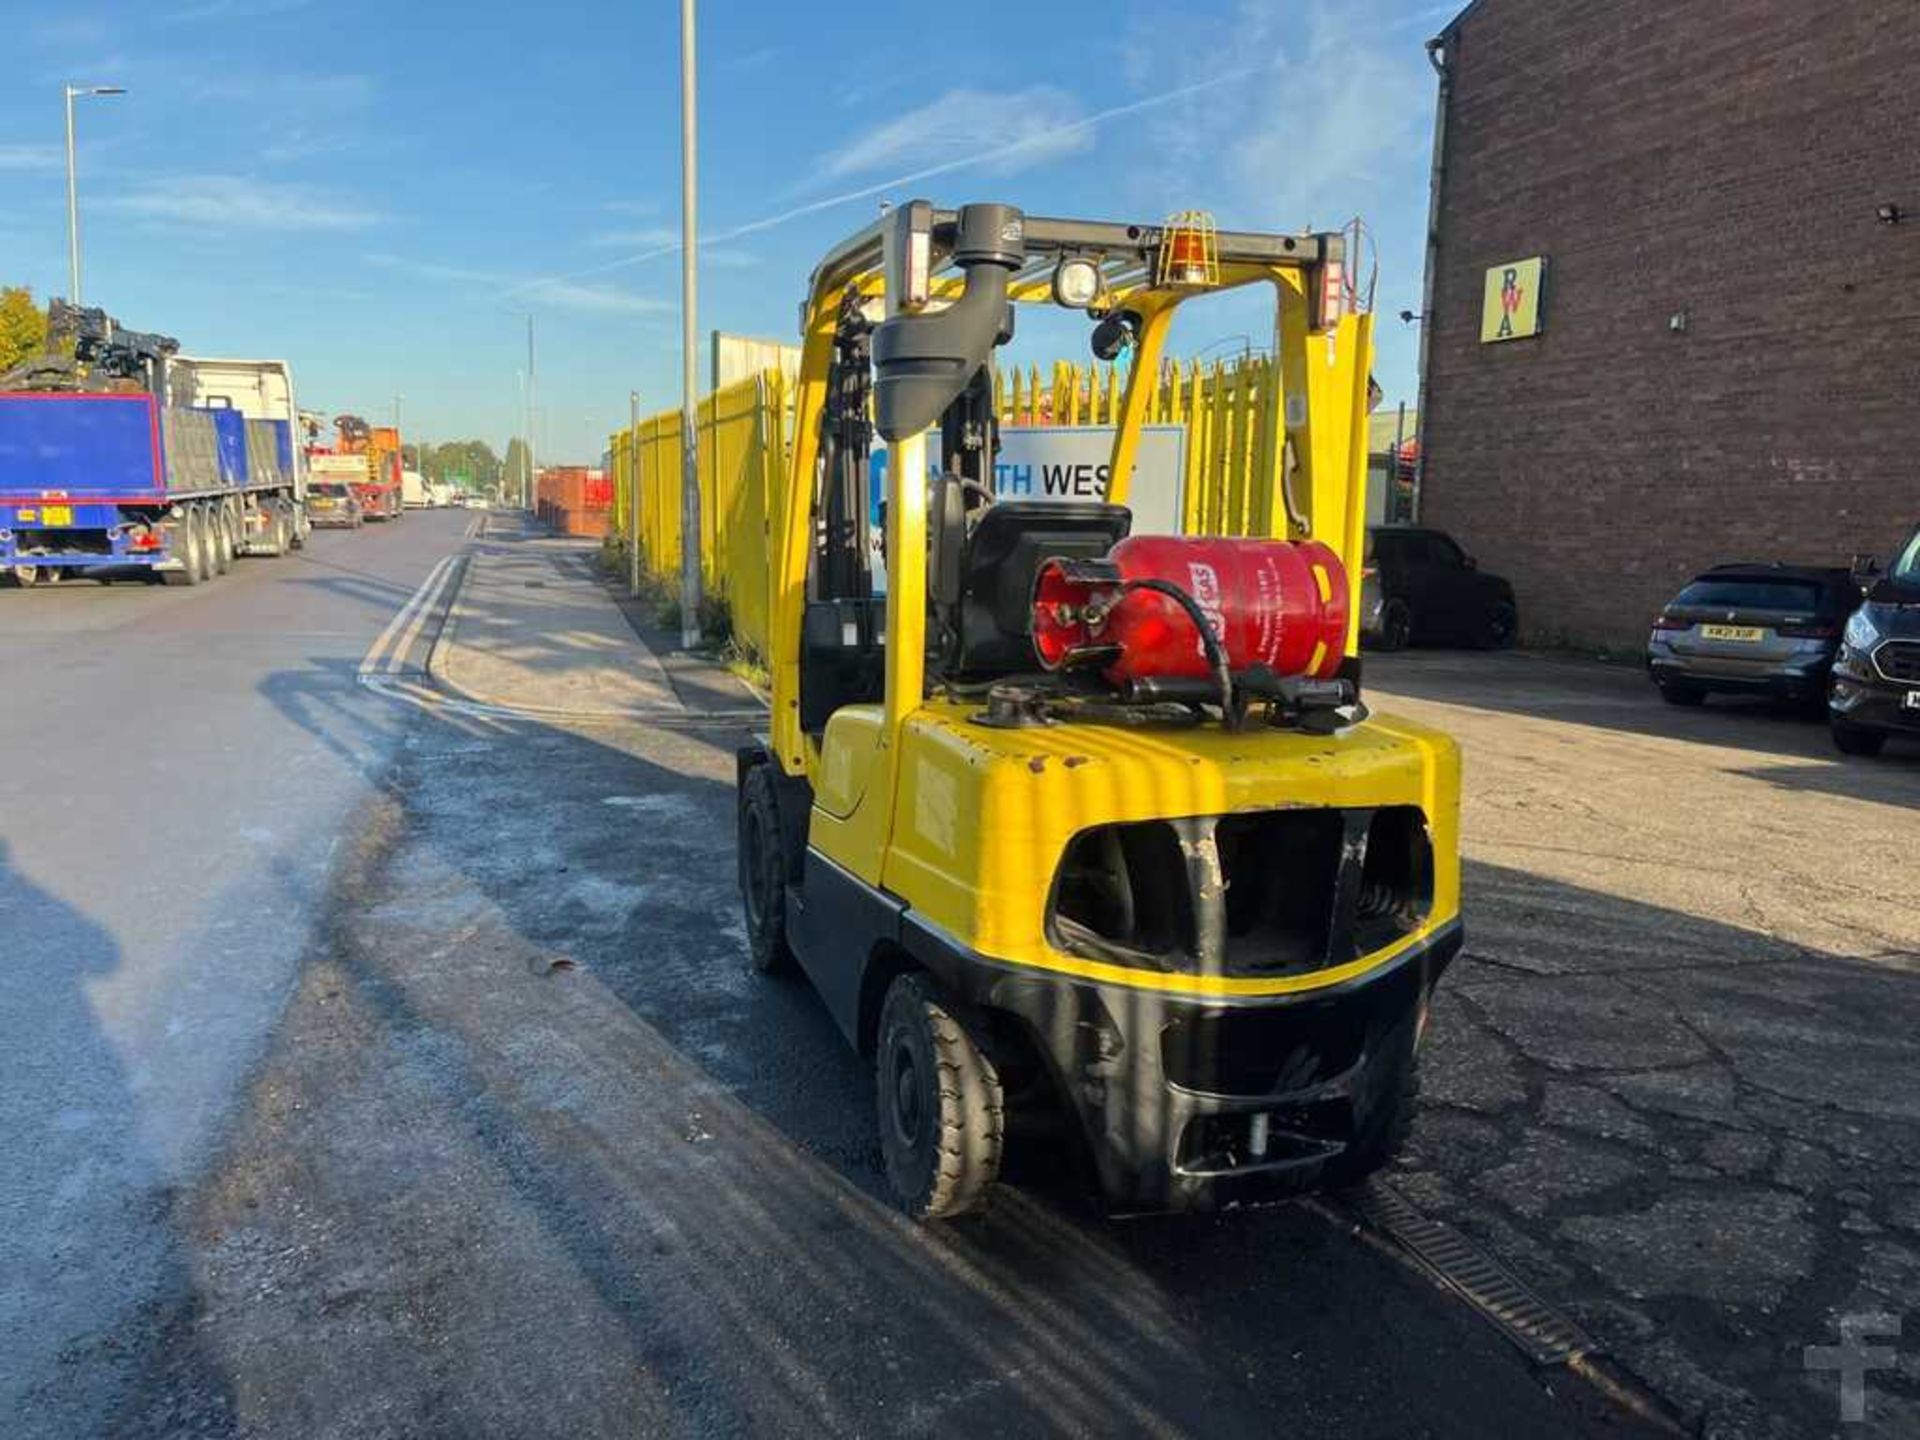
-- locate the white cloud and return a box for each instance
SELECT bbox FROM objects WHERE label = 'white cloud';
[0,144,62,171]
[31,18,112,46]
[167,0,316,21]
[521,279,672,316]
[591,225,680,250]
[586,226,757,268]
[110,175,380,232]
[1122,3,1431,231]
[187,70,370,106]
[820,85,1093,180]
[363,253,671,316]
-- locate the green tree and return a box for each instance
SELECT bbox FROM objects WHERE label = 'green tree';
[0,287,49,373]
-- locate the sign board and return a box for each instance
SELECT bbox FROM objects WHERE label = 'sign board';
[990,425,1187,536]
[1481,257,1547,343]
[867,423,1187,592]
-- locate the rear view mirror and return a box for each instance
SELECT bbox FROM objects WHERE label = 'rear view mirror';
[1850,553,1882,587]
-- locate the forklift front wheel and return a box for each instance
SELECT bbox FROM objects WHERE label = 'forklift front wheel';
[738,765,795,975]
[876,975,1004,1220]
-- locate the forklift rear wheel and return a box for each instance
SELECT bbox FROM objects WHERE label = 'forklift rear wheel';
[876,974,1004,1220]
[1326,1047,1420,1190]
[738,765,795,974]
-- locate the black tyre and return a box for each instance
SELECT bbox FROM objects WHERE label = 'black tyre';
[1326,1045,1420,1190]
[164,512,204,587]
[1659,681,1706,707]
[1481,600,1518,650]
[193,507,217,582]
[1832,717,1888,758]
[738,765,795,975]
[210,506,233,575]
[876,974,1004,1220]
[39,565,63,586]
[1375,598,1413,652]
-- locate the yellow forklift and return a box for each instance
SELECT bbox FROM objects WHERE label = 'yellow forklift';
[737,202,1462,1217]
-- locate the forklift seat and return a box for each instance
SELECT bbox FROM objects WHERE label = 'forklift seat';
[945,500,1131,680]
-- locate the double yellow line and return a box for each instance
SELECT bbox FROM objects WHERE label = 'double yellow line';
[359,555,462,676]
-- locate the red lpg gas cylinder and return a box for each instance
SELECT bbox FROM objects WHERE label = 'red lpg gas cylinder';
[1032,536,1350,685]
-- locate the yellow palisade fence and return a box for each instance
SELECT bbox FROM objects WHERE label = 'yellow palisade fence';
[610,355,1286,659]
[610,370,787,659]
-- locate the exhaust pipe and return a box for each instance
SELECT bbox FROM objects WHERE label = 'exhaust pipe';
[872,203,1024,442]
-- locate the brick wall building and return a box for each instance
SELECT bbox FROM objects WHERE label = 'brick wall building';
[1419,0,1920,648]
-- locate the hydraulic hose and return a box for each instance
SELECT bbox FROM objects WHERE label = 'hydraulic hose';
[1109,577,1238,729]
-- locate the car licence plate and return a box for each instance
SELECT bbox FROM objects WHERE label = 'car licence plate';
[1904,691,1920,712]
[1700,624,1765,642]
[43,505,72,526]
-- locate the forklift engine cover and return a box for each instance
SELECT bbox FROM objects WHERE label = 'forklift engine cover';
[1032,535,1351,684]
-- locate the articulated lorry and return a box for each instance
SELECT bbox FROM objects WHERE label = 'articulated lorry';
[321,416,404,521]
[0,314,309,587]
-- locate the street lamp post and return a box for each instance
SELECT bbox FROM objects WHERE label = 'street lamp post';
[628,389,642,598]
[526,315,537,514]
[677,0,703,649]
[64,84,126,305]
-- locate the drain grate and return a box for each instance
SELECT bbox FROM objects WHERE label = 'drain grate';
[1334,1180,1598,1367]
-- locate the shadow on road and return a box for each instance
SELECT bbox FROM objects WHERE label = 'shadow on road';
[117,649,1643,1439]
[0,842,237,1439]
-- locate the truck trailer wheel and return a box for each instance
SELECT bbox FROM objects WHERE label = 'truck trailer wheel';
[738,765,795,974]
[10,565,42,588]
[209,505,233,575]
[876,975,1004,1220]
[191,507,216,582]
[164,512,205,587]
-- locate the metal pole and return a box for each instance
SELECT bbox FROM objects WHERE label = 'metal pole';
[677,0,703,649]
[526,316,537,513]
[628,389,642,597]
[64,88,80,303]
[62,85,124,306]
[1392,401,1407,523]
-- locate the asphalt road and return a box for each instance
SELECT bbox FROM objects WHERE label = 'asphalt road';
[0,510,478,1436]
[0,517,1647,1438]
[1368,651,1920,1438]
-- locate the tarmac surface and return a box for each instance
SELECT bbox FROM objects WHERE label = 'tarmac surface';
[6,510,1916,1436]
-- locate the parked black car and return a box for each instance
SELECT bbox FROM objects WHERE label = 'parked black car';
[1645,563,1857,708]
[1360,526,1518,651]
[1830,526,1920,756]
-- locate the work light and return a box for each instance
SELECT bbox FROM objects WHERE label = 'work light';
[1052,256,1103,309]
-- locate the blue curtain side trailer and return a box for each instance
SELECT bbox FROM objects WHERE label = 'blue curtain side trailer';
[0,356,309,588]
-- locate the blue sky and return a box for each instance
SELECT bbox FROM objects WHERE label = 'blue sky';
[4,1,1457,463]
